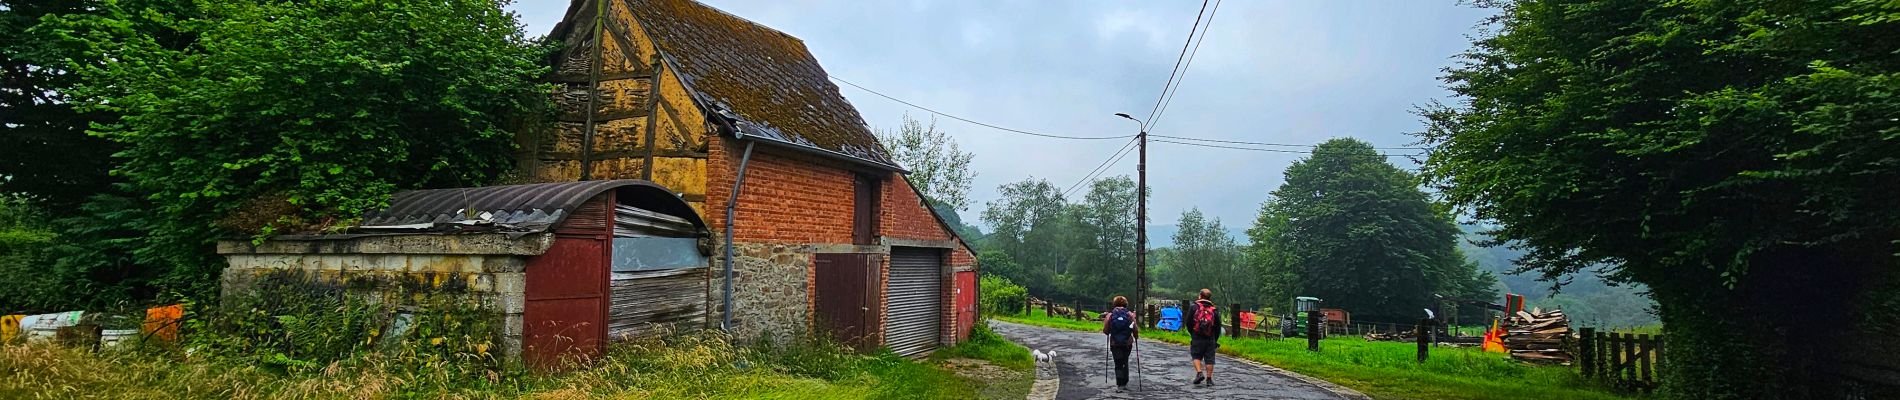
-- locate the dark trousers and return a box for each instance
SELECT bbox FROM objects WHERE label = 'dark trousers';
[1111,344,1133,387]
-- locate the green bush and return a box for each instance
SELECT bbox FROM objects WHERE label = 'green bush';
[979,275,1027,316]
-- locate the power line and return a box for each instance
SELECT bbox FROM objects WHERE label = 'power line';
[1151,138,1424,158]
[833,75,1427,152]
[1063,137,1140,198]
[1143,0,1211,129]
[1147,0,1221,132]
[831,76,1136,140]
[1153,134,1429,150]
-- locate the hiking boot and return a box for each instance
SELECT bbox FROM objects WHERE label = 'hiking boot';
[1193,373,1205,385]
[1206,377,1215,386]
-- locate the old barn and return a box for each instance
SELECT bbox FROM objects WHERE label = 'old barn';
[220,0,979,363]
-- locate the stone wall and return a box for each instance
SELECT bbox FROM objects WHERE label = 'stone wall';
[709,242,817,344]
[218,233,548,357]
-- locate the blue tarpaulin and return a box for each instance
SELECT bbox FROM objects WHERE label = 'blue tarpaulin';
[1157,307,1183,331]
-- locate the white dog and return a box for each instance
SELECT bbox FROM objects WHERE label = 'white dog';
[1033,349,1056,363]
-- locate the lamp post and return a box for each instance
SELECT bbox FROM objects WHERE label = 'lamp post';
[1113,112,1148,310]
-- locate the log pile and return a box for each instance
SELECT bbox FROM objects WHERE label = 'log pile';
[1503,308,1572,365]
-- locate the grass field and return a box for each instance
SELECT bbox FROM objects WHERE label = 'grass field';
[0,329,1031,400]
[996,313,1637,400]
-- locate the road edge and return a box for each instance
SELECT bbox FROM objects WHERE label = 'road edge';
[1184,340,1371,400]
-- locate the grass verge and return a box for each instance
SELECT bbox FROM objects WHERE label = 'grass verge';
[0,330,1002,400]
[927,322,1035,399]
[996,313,1637,400]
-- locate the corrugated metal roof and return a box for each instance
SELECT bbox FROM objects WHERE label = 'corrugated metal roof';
[360,180,705,233]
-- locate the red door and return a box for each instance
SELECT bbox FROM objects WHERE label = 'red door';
[954,271,977,343]
[524,236,608,368]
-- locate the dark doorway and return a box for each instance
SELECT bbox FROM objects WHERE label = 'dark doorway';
[852,174,880,245]
[813,253,881,351]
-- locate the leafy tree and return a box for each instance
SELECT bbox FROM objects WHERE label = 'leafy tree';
[38,0,551,302]
[1420,0,1898,397]
[878,114,976,210]
[1246,138,1482,322]
[1061,176,1139,302]
[0,0,192,209]
[1162,209,1256,306]
[981,178,1070,297]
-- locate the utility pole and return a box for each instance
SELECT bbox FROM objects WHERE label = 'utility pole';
[1115,113,1149,310]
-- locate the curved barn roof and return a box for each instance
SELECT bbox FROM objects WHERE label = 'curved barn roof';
[362,180,704,231]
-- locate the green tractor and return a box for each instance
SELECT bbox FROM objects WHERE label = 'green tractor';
[1279,296,1327,339]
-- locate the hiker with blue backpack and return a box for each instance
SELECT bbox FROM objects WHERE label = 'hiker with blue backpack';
[1101,295,1140,392]
[1186,288,1222,386]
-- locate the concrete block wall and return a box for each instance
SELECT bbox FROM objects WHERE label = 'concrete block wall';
[217,233,548,358]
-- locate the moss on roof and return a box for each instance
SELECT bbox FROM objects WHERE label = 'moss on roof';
[551,0,895,167]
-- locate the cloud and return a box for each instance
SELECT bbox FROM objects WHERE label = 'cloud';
[506,0,1494,232]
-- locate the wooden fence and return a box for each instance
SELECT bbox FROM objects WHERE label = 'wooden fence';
[1577,328,1661,392]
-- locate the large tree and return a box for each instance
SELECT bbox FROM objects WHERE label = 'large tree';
[1247,138,1481,322]
[980,178,1070,297]
[1163,209,1256,306]
[36,0,550,302]
[1061,176,1140,302]
[877,114,976,210]
[1420,0,1898,397]
[0,0,193,209]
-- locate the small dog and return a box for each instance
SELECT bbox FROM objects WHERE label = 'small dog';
[1033,349,1056,363]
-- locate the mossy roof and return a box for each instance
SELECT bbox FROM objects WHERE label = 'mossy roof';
[551,0,896,168]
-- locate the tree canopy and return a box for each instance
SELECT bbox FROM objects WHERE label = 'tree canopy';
[0,0,551,306]
[1158,208,1255,306]
[1246,138,1492,321]
[979,176,1143,304]
[1419,0,1899,397]
[877,114,976,210]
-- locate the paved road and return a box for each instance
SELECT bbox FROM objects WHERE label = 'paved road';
[992,320,1350,400]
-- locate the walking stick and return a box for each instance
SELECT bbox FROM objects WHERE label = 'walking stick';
[1133,336,1144,391]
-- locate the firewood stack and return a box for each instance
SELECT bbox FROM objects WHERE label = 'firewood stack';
[1503,308,1572,364]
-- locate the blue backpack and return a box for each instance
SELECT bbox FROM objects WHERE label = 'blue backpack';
[1107,309,1136,345]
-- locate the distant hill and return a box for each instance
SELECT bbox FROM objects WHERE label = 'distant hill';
[1457,224,1660,328]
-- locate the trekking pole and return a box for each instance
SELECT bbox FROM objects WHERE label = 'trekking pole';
[1133,337,1144,391]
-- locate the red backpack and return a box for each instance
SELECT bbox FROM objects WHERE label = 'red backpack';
[1193,301,1219,337]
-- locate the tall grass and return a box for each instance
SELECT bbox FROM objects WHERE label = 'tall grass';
[997,313,1637,400]
[0,270,1017,399]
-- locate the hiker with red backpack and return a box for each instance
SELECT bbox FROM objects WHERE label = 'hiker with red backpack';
[1101,295,1140,392]
[1186,288,1222,385]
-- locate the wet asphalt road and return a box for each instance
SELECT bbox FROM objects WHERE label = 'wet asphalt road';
[992,320,1348,400]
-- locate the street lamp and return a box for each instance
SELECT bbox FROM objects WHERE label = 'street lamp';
[1113,112,1149,312]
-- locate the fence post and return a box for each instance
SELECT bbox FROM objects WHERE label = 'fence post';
[1307,311,1321,352]
[1146,304,1158,329]
[1229,303,1240,339]
[1639,334,1654,392]
[1415,318,1430,363]
[1579,328,1596,378]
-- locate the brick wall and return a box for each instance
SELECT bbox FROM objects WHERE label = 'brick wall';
[707,138,859,243]
[879,175,950,242]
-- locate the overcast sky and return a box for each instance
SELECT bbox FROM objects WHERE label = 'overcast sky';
[506,1,1496,233]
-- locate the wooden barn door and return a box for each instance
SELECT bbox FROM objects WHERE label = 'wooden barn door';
[813,253,880,352]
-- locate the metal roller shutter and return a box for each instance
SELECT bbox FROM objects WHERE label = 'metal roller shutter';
[885,247,943,357]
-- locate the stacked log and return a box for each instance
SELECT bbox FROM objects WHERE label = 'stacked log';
[1503,308,1572,364]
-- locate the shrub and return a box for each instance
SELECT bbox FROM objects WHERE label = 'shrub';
[979,275,1027,315]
